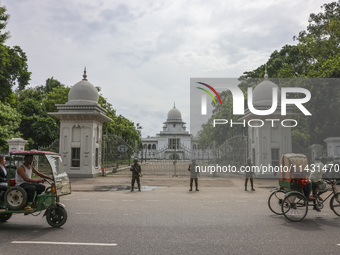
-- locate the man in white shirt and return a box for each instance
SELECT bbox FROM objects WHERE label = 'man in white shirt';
[15,154,52,210]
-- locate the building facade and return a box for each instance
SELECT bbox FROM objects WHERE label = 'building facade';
[141,105,207,160]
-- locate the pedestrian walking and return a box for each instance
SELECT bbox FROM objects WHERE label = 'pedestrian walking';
[130,159,141,192]
[244,158,255,191]
[188,159,199,191]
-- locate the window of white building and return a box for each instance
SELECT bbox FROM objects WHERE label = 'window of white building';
[71,148,80,167]
[168,138,180,149]
[271,148,280,167]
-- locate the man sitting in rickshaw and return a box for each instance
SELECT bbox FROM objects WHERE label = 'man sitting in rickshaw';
[309,157,328,199]
[15,154,52,211]
[308,156,328,212]
[300,174,312,198]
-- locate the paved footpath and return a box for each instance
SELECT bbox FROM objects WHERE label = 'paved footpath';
[70,174,279,192]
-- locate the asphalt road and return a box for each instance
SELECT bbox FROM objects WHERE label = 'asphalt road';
[1,178,340,255]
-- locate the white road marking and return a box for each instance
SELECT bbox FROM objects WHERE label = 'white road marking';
[122,200,135,202]
[75,213,99,215]
[145,200,160,202]
[98,199,112,201]
[12,241,117,246]
[77,199,90,201]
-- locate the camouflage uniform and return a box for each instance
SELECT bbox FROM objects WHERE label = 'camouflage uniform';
[130,161,141,192]
[188,160,199,191]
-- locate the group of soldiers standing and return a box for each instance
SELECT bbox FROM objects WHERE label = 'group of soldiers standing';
[129,159,200,192]
[129,158,253,192]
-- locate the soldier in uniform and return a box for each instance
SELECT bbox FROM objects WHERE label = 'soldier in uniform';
[130,159,141,192]
[244,158,255,191]
[188,159,199,191]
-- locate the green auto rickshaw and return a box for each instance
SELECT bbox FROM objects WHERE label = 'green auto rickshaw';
[0,150,71,227]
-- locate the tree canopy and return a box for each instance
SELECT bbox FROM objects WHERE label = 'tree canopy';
[0,5,30,103]
[198,1,340,150]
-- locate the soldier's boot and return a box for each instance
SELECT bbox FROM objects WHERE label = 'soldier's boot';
[250,179,255,191]
[245,186,247,191]
[189,186,192,191]
[195,187,199,191]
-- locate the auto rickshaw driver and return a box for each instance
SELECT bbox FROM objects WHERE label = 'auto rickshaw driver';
[15,154,53,211]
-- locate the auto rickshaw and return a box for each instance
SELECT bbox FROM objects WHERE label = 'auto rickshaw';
[0,150,71,227]
[268,153,340,222]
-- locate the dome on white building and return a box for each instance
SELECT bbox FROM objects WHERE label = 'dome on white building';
[167,104,182,122]
[67,69,99,105]
[252,71,280,107]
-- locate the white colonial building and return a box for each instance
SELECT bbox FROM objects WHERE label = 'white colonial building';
[141,105,207,160]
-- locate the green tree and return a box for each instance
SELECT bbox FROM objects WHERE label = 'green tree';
[198,89,247,149]
[0,102,21,151]
[99,93,141,144]
[42,85,69,112]
[37,77,63,94]
[295,1,340,67]
[0,4,10,43]
[0,4,31,102]
[14,80,66,149]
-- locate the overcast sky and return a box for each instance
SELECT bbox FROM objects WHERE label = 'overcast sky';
[2,0,332,137]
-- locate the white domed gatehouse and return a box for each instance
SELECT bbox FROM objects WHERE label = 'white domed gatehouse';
[49,69,112,177]
[239,71,294,175]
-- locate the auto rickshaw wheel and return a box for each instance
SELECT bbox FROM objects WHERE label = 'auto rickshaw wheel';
[46,205,67,228]
[0,213,12,222]
[282,193,308,222]
[268,190,286,215]
[5,186,27,210]
[330,192,340,216]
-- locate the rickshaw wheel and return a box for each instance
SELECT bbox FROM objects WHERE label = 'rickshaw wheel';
[281,193,308,222]
[5,187,27,210]
[330,192,340,217]
[0,213,12,222]
[46,205,67,228]
[268,190,286,215]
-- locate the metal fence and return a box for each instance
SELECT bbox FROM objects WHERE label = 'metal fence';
[108,159,241,178]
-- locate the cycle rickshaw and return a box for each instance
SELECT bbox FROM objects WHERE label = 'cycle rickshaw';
[268,153,340,222]
[0,150,71,227]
